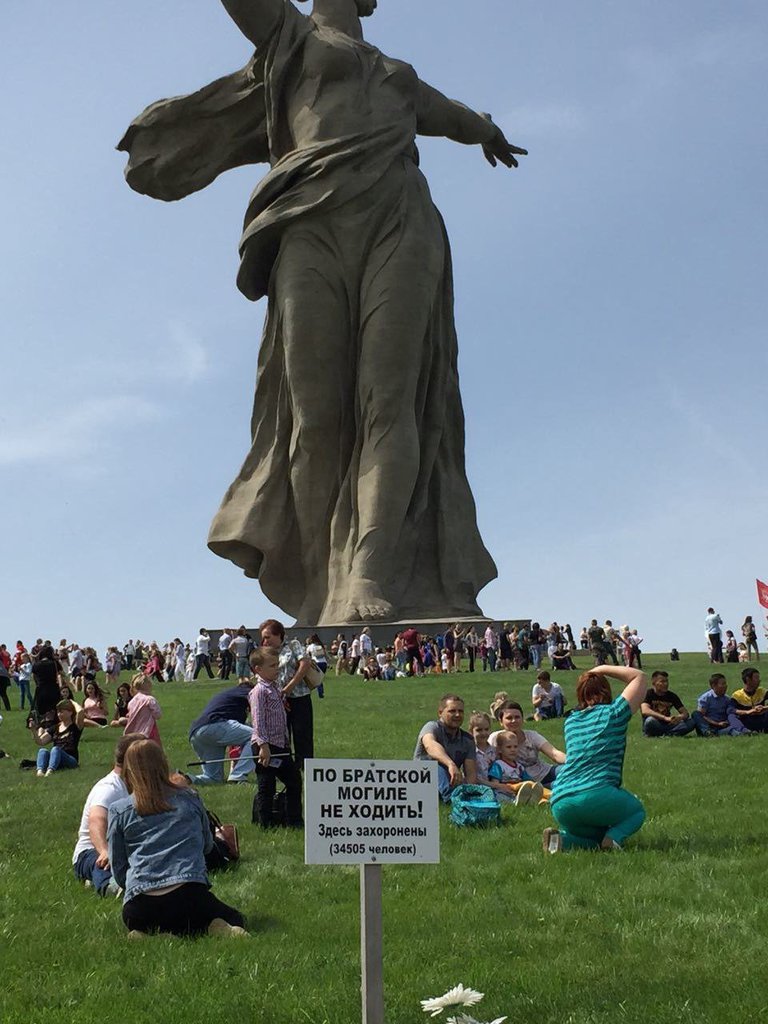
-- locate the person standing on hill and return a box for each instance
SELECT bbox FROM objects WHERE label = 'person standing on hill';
[544,665,647,854]
[741,616,759,661]
[705,608,724,663]
[193,629,215,680]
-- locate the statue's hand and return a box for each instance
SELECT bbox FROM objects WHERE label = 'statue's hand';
[480,113,527,169]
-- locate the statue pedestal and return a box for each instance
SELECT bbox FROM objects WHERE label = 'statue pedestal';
[289,618,531,649]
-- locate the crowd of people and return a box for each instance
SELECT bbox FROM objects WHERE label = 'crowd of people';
[704,608,761,663]
[2,609,767,936]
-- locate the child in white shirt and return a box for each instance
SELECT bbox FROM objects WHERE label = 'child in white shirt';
[487,730,549,806]
[469,711,495,782]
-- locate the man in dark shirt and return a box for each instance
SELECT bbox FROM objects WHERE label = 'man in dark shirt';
[414,694,477,802]
[640,670,696,737]
[188,679,255,783]
[402,626,424,677]
[587,620,607,666]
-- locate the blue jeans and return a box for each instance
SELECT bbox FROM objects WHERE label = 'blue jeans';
[530,644,543,670]
[74,848,113,896]
[235,657,251,679]
[19,680,32,709]
[190,720,255,783]
[37,747,78,772]
[437,765,455,803]
[538,695,565,719]
[642,716,696,737]
[691,711,746,736]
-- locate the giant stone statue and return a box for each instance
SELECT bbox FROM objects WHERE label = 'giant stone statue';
[119,0,526,625]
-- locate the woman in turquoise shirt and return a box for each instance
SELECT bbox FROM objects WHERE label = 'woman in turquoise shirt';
[544,665,647,854]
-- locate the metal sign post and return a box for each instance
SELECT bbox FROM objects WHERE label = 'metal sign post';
[304,759,440,1024]
[360,863,384,1024]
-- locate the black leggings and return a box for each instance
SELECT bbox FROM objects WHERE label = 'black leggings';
[122,883,245,936]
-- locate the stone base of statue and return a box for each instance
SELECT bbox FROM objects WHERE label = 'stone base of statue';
[207,618,532,654]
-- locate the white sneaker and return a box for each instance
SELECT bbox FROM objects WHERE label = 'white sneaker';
[45,768,54,777]
[36,769,45,778]
[515,781,544,806]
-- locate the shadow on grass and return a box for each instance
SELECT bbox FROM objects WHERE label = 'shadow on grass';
[245,913,281,933]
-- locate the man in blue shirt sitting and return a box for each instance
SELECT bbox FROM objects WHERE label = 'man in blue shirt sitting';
[692,673,748,736]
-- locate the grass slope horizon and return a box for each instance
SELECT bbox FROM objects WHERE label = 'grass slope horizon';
[1,651,765,1024]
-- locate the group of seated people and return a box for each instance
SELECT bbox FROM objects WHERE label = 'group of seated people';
[640,667,765,737]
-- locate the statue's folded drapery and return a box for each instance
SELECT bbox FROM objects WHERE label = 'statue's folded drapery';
[119,1,497,624]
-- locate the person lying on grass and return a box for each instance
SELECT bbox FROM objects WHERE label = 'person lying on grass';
[33,699,87,777]
[107,739,247,938]
[543,665,646,854]
[487,730,549,806]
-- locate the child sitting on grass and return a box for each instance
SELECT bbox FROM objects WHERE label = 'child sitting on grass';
[487,730,550,806]
[113,674,162,746]
[469,711,495,782]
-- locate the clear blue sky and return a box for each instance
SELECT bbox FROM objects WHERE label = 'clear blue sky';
[2,0,766,653]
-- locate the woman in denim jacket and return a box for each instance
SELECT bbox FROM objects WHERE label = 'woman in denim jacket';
[108,740,247,938]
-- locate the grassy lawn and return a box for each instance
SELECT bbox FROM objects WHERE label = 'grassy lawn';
[1,651,765,1024]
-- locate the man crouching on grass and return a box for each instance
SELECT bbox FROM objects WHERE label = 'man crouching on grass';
[248,646,303,828]
[414,694,477,802]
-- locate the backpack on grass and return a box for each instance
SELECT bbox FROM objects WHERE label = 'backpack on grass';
[449,784,501,827]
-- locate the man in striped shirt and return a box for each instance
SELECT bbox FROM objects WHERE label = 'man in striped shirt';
[249,646,303,828]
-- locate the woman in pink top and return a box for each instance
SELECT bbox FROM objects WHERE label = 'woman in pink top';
[121,674,162,746]
[82,680,109,728]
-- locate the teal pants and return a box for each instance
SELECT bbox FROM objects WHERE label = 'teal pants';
[551,786,645,850]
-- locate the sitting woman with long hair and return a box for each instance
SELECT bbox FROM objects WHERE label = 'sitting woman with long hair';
[544,665,647,854]
[107,740,247,938]
[33,699,87,776]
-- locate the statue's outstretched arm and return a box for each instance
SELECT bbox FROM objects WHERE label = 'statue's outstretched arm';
[220,0,284,46]
[416,79,527,169]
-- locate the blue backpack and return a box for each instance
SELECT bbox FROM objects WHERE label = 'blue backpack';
[449,784,501,827]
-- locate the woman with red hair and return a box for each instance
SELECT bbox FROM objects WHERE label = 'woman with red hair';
[543,666,647,854]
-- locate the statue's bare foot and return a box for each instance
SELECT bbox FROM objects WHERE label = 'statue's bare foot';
[321,580,395,623]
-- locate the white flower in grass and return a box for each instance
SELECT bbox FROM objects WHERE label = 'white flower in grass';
[421,986,485,1017]
[446,1016,507,1024]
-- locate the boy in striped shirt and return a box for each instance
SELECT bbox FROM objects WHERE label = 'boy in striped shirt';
[249,647,303,828]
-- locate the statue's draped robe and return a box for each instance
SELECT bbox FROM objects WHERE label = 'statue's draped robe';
[119,2,496,623]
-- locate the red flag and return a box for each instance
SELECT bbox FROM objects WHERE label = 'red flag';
[757,579,768,610]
